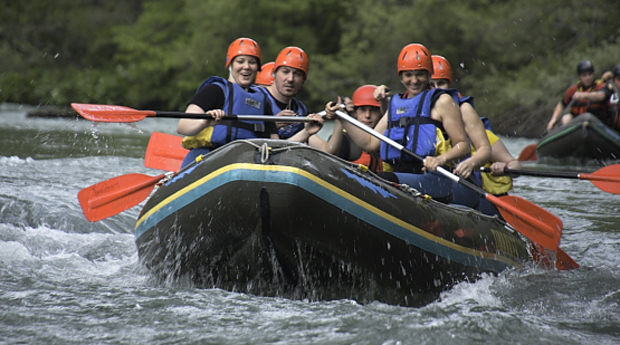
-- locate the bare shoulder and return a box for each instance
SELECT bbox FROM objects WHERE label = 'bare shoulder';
[432,93,459,120]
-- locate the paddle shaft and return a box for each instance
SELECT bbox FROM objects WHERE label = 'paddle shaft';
[481,167,586,179]
[335,110,487,193]
[145,111,314,123]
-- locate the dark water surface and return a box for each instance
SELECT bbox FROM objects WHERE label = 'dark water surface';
[1,103,619,344]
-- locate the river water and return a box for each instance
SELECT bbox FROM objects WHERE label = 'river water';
[1,103,619,344]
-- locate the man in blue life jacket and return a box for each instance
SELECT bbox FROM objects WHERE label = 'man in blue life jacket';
[258,46,324,144]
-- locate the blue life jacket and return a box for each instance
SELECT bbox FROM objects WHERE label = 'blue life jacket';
[381,89,451,164]
[258,86,309,139]
[193,76,272,147]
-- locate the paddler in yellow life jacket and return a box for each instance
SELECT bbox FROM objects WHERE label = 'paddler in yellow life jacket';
[326,43,480,209]
[429,55,522,197]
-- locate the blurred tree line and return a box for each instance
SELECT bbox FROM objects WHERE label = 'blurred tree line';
[2,0,619,136]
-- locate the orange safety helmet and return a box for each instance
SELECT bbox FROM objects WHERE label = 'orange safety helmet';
[256,62,275,86]
[431,55,454,84]
[352,85,381,108]
[397,43,433,75]
[274,46,309,78]
[225,38,262,70]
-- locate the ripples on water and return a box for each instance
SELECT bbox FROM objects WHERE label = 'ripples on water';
[1,104,619,344]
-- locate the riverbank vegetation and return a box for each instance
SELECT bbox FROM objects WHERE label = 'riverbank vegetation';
[2,0,619,136]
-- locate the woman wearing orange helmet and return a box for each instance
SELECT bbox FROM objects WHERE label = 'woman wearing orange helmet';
[177,38,279,168]
[327,43,478,208]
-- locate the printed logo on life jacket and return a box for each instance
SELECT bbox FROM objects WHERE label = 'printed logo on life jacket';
[245,98,262,109]
[396,107,411,115]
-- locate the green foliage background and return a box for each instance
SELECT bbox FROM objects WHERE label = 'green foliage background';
[1,0,619,136]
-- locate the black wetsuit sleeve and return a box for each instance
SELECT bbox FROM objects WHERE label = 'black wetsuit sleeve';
[188,84,226,111]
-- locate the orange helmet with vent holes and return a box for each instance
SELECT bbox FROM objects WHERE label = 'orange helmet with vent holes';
[397,43,433,75]
[225,38,262,70]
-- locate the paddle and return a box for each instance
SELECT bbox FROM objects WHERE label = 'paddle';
[481,164,620,194]
[78,173,167,222]
[71,103,320,123]
[517,144,538,162]
[334,110,563,252]
[144,132,187,172]
[139,103,341,172]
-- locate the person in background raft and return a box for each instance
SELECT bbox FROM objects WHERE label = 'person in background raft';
[326,43,480,209]
[256,61,275,86]
[605,65,620,129]
[546,60,613,131]
[258,46,325,144]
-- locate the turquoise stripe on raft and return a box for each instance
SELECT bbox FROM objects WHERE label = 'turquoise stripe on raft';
[135,167,512,272]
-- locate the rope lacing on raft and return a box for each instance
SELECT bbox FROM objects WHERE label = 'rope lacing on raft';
[237,139,434,199]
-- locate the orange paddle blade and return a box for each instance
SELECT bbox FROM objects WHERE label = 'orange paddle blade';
[531,244,579,270]
[144,132,187,172]
[71,103,155,123]
[491,194,562,251]
[556,248,580,270]
[581,164,620,194]
[78,173,165,222]
[517,144,538,161]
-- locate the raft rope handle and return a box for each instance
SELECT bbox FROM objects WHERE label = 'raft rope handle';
[259,142,271,163]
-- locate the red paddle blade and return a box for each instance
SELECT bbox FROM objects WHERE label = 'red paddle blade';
[490,194,562,251]
[71,103,155,123]
[144,132,187,172]
[517,144,538,161]
[531,244,579,270]
[582,164,620,194]
[78,173,165,222]
[556,248,580,270]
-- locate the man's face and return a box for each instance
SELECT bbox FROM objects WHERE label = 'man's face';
[614,76,620,91]
[273,66,305,98]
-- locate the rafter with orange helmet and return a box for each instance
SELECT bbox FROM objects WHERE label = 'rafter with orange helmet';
[431,55,454,85]
[352,85,381,108]
[274,46,309,79]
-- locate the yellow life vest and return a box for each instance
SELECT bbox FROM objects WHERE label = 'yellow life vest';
[182,127,215,149]
[477,130,513,195]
